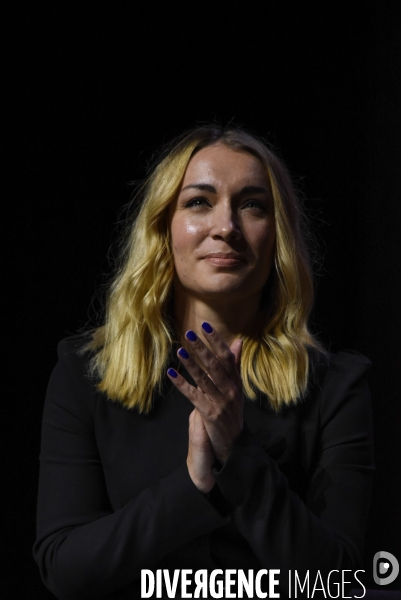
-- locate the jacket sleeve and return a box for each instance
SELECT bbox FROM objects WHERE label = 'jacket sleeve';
[33,338,226,600]
[212,351,374,596]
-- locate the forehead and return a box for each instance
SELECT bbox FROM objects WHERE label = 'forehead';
[181,143,269,188]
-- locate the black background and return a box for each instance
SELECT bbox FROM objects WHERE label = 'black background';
[7,2,400,596]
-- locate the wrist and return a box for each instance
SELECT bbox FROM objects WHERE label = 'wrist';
[186,457,215,493]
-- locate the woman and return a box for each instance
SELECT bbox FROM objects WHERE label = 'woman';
[34,124,374,599]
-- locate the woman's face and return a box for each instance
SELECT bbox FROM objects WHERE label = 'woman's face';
[169,143,276,305]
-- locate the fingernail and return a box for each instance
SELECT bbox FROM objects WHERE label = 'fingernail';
[178,347,189,359]
[185,330,197,341]
[167,368,178,378]
[201,322,213,334]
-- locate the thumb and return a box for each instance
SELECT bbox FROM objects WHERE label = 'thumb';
[230,338,243,372]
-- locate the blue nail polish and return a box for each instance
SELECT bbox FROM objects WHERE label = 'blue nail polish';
[201,322,213,334]
[178,347,189,359]
[185,330,197,341]
[167,368,178,378]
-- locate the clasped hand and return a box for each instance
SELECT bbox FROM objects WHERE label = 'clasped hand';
[167,323,244,493]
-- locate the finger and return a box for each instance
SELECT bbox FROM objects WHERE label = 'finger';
[177,344,236,403]
[190,410,213,454]
[193,407,206,432]
[192,408,213,445]
[230,338,243,369]
[189,408,206,439]
[229,338,243,387]
[199,323,240,382]
[166,368,215,415]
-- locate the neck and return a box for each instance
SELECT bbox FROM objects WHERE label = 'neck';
[173,285,262,348]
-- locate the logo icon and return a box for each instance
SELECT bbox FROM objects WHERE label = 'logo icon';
[373,551,399,586]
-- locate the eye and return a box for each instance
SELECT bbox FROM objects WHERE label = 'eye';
[241,200,268,212]
[185,196,210,208]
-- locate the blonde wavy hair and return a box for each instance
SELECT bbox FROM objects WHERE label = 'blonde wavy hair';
[87,124,327,412]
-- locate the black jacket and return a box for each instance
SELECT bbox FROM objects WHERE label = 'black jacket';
[33,335,374,599]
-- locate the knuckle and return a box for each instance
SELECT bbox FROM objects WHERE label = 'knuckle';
[208,356,221,372]
[214,406,225,420]
[225,387,237,402]
[207,409,218,421]
[193,338,204,351]
[200,371,211,387]
[189,386,199,400]
[221,349,234,362]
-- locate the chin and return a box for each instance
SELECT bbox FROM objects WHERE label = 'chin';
[196,284,255,302]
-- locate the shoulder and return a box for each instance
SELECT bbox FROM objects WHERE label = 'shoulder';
[57,331,94,357]
[322,349,371,399]
[310,347,371,378]
[55,332,95,376]
[316,349,372,429]
[326,349,371,375]
[309,348,371,391]
[45,332,98,419]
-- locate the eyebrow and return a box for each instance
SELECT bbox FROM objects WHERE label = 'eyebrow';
[180,183,269,195]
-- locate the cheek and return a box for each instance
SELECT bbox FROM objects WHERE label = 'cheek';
[250,222,276,258]
[171,218,204,254]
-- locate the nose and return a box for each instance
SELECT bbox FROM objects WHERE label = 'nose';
[210,204,242,241]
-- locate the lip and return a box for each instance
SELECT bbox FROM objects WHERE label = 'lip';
[204,252,245,259]
[203,252,246,266]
